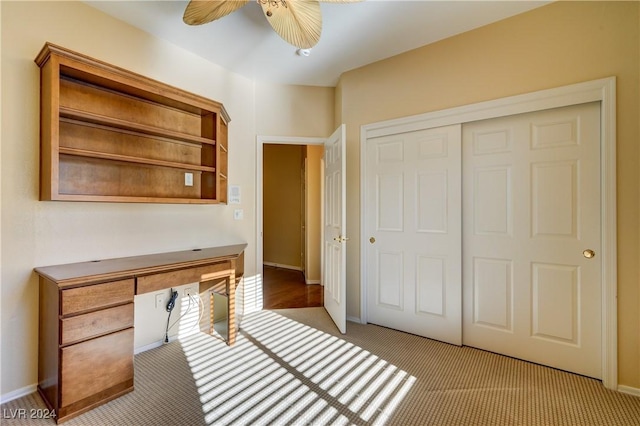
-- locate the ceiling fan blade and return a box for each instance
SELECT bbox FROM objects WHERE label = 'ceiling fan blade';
[183,0,249,25]
[260,0,322,49]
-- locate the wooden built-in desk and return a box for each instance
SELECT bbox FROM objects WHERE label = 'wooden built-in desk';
[34,243,246,424]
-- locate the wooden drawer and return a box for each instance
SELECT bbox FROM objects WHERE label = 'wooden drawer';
[60,328,134,407]
[136,262,232,294]
[61,279,134,315]
[61,303,134,346]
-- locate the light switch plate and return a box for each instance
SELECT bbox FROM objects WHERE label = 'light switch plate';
[184,172,193,187]
[234,209,243,220]
[229,185,241,204]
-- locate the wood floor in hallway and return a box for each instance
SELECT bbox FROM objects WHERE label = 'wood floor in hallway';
[262,265,323,309]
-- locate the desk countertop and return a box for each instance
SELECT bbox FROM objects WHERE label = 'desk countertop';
[34,243,247,286]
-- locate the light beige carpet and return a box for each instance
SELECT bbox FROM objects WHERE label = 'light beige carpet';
[3,307,639,425]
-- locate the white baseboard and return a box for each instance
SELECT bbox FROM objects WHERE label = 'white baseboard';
[134,336,178,355]
[263,263,320,284]
[347,316,363,324]
[263,262,302,271]
[0,383,37,404]
[618,385,640,397]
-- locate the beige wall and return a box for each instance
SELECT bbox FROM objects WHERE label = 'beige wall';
[338,1,639,387]
[263,144,304,269]
[0,1,335,397]
[305,145,324,282]
[256,82,335,138]
[254,81,333,281]
[255,81,333,280]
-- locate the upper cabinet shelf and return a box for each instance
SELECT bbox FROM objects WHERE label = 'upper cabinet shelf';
[59,107,217,146]
[35,43,231,204]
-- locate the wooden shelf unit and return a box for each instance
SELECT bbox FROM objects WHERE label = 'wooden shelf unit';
[35,43,231,204]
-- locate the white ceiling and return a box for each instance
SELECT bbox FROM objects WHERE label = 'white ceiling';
[86,1,548,87]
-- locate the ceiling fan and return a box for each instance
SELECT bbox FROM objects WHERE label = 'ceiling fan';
[183,0,361,49]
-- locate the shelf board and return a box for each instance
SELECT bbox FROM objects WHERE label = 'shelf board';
[60,147,216,173]
[37,44,230,205]
[51,193,220,204]
[60,107,216,146]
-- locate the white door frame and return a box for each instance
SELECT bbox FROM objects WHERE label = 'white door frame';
[360,77,617,389]
[256,135,326,310]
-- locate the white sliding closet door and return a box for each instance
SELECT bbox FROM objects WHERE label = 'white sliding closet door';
[365,125,462,345]
[462,102,602,378]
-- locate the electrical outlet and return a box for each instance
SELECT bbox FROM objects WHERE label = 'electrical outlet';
[184,172,193,187]
[184,287,194,297]
[155,293,164,309]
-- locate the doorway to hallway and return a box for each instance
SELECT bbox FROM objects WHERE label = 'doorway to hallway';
[258,125,347,333]
[262,265,323,309]
[262,143,323,309]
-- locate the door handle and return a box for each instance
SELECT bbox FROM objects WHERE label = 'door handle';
[583,249,596,259]
[369,237,375,244]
